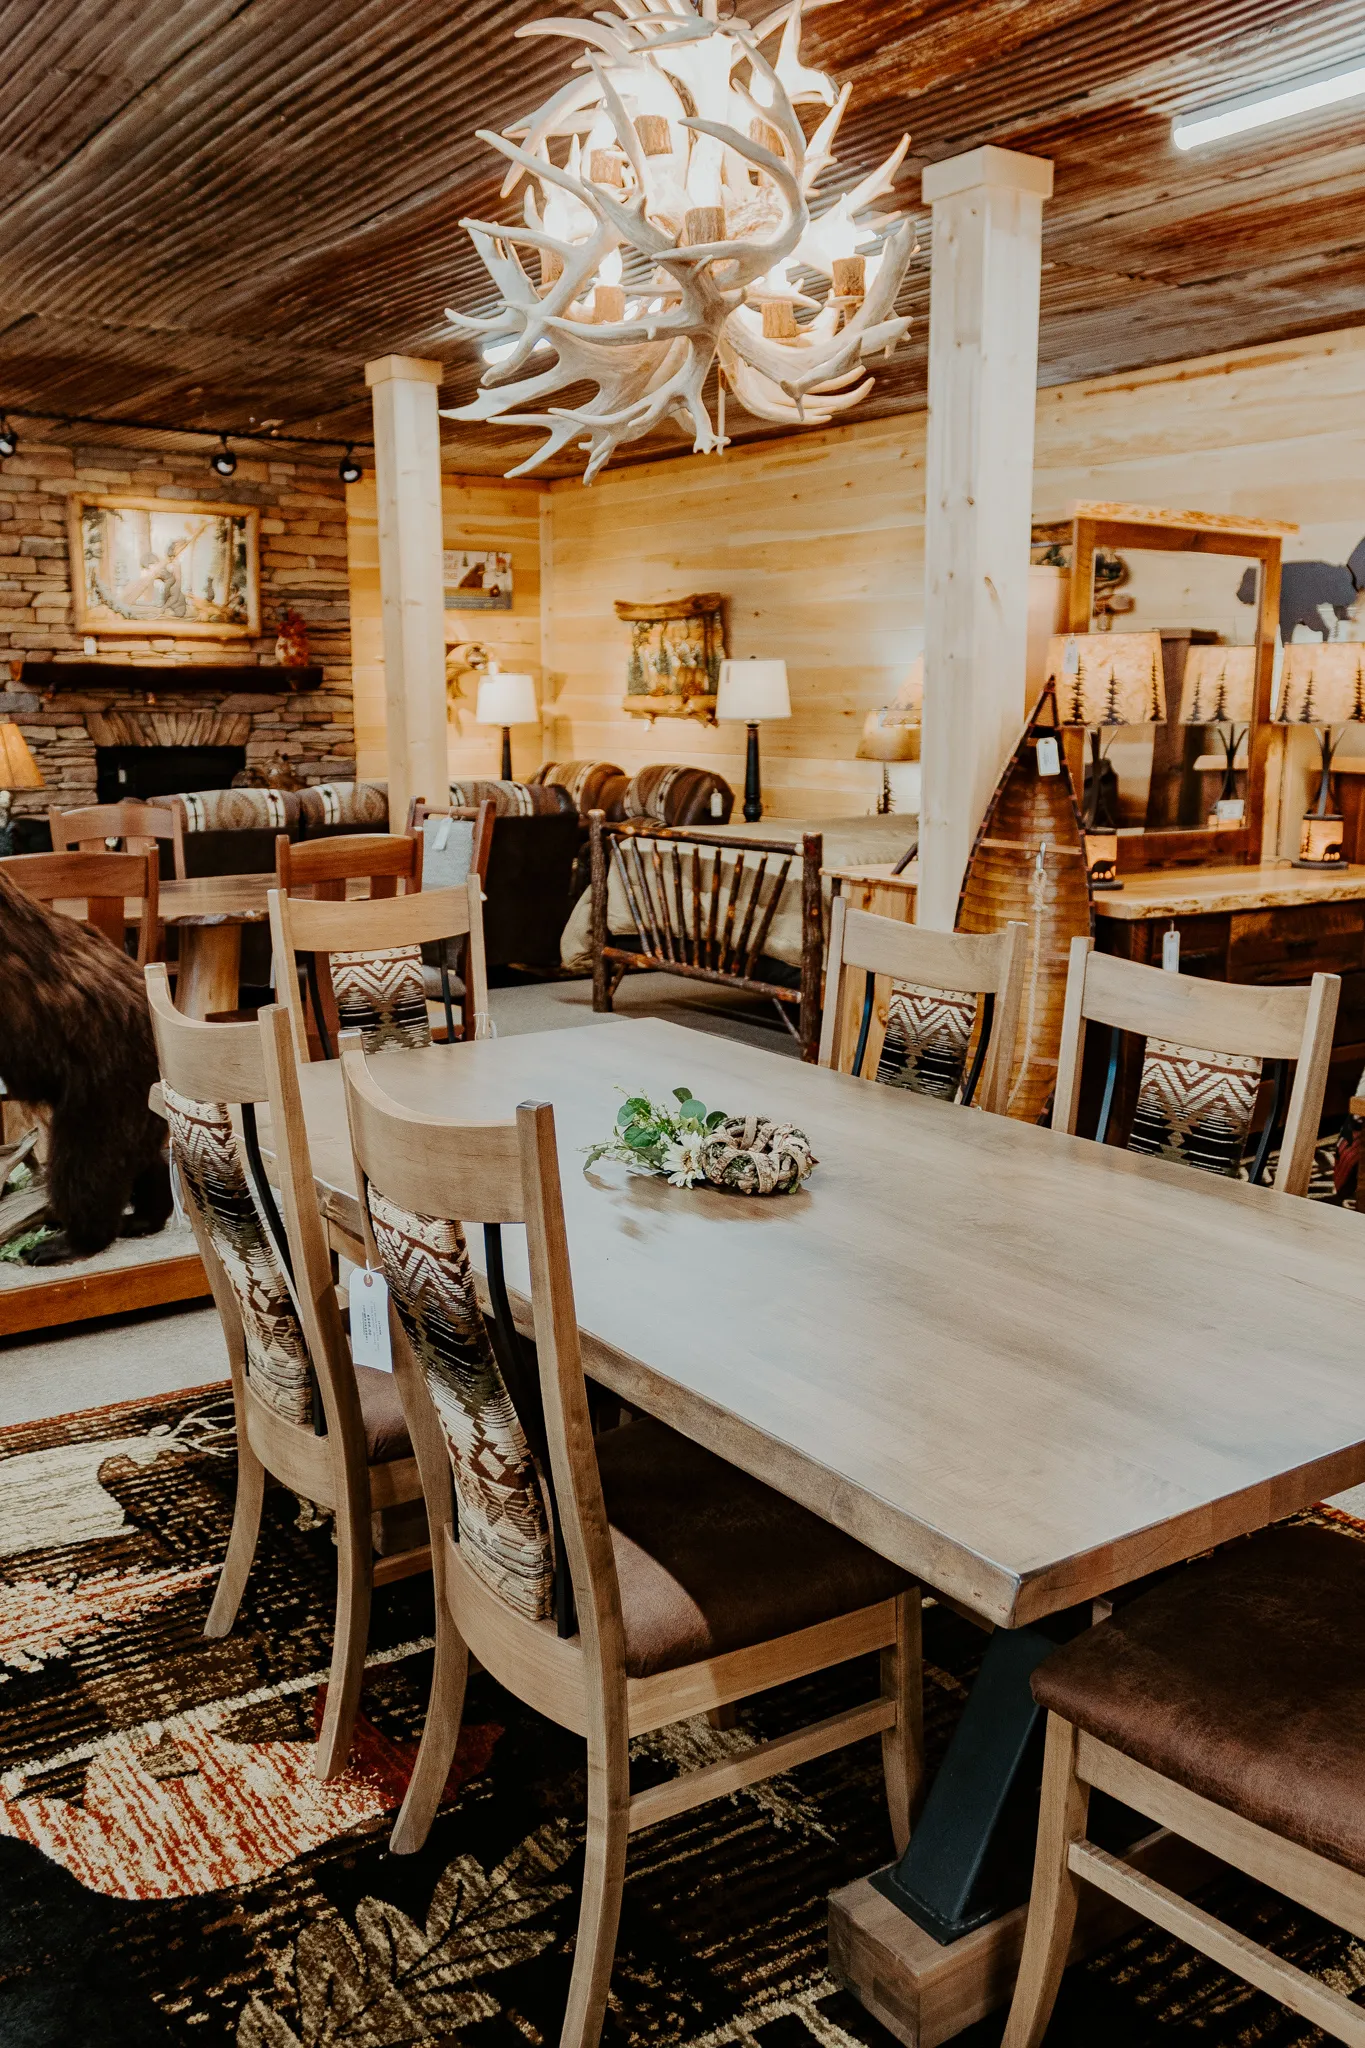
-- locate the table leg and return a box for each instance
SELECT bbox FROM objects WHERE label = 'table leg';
[175,927,243,1019]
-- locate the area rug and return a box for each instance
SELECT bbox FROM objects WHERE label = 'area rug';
[1,1387,1362,2048]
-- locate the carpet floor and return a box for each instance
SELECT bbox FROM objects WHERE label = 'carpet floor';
[2,1386,1364,2048]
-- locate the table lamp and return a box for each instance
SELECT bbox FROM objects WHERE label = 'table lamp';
[857,655,921,814]
[0,717,43,854]
[474,666,538,780]
[1276,643,1365,867]
[716,657,790,822]
[1181,645,1257,828]
[1045,632,1166,890]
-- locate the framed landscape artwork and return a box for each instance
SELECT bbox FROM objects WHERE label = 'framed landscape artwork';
[70,496,260,638]
[443,547,513,611]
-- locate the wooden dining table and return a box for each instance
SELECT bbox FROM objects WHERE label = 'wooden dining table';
[269,1014,1365,2044]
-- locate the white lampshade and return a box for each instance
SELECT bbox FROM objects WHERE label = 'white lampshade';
[716,657,791,722]
[475,671,538,726]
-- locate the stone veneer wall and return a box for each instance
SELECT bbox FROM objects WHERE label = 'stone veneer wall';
[0,433,355,817]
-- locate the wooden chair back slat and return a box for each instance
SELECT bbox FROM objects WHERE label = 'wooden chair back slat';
[1,847,160,965]
[340,1034,525,1223]
[50,799,187,879]
[276,829,422,901]
[818,898,1027,1118]
[269,881,489,1063]
[1052,936,1339,1197]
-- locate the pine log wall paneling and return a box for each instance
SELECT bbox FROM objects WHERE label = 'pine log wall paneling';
[346,323,1365,835]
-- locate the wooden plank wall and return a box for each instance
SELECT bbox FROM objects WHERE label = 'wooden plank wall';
[347,474,543,783]
[348,324,1365,833]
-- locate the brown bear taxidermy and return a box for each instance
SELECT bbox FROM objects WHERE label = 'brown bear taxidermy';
[0,870,171,1260]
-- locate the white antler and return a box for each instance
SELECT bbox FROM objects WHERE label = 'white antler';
[443,0,915,480]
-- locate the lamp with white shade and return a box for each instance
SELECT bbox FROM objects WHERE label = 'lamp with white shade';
[474,667,538,780]
[1275,642,1365,867]
[1181,645,1257,828]
[716,658,790,822]
[857,655,921,813]
[1045,631,1166,890]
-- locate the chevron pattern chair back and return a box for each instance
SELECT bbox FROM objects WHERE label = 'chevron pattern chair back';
[1052,938,1340,1196]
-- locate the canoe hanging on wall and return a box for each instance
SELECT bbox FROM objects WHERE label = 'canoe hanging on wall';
[956,682,1094,1125]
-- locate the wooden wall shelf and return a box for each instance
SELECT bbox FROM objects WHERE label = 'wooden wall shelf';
[17,662,323,694]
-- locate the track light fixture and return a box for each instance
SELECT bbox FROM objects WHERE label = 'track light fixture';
[209,434,237,478]
[0,419,16,460]
[338,444,362,485]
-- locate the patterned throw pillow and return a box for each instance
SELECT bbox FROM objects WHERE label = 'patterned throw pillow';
[161,1085,313,1427]
[329,946,432,1053]
[366,1188,553,1621]
[875,982,978,1101]
[1128,1037,1262,1178]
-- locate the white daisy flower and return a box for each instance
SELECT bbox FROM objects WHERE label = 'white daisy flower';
[661,1136,705,1187]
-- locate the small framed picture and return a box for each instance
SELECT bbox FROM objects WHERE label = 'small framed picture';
[444,548,513,611]
[70,496,260,639]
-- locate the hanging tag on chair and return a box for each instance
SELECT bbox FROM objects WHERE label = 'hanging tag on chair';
[1064,637,1080,672]
[1162,926,1181,973]
[349,1266,393,1372]
[1035,736,1060,777]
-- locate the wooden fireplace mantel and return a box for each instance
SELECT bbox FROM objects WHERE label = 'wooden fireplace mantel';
[16,661,323,694]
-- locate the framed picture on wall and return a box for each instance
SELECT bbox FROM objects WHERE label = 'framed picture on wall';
[444,547,513,610]
[69,496,260,638]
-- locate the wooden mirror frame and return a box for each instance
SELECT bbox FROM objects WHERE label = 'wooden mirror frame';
[1066,502,1298,871]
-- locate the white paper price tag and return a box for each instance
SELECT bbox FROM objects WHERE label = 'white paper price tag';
[1063,636,1079,673]
[1162,926,1181,973]
[434,816,452,852]
[1035,736,1060,777]
[349,1267,393,1372]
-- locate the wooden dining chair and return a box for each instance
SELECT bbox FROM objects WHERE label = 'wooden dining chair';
[1053,937,1339,1194]
[1,848,160,967]
[268,880,490,1063]
[340,1044,923,2048]
[144,968,429,1777]
[819,897,1027,1115]
[274,828,422,901]
[1003,1522,1365,2047]
[406,797,495,1042]
[50,798,187,879]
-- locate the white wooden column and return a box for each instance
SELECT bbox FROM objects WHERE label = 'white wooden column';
[363,353,448,828]
[917,146,1053,930]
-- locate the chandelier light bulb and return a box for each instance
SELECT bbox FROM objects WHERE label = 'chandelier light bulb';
[443,0,916,482]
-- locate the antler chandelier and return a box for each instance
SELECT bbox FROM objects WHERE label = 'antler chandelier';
[444,0,915,482]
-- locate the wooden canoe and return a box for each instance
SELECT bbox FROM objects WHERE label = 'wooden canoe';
[955,682,1094,1124]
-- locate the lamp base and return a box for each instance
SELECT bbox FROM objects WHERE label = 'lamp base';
[1294,810,1346,868]
[499,726,513,781]
[742,721,762,824]
[1292,857,1350,870]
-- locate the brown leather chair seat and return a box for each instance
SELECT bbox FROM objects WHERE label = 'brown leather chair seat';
[1032,1523,1365,1875]
[355,1365,412,1464]
[594,1414,909,1678]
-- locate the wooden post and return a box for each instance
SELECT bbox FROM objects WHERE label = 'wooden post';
[590,810,612,1014]
[799,832,823,1062]
[363,354,448,831]
[917,147,1053,931]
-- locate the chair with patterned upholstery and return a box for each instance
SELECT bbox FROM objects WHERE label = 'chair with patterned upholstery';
[268,880,489,1065]
[818,898,1027,1117]
[296,779,390,840]
[144,970,428,1778]
[340,1044,923,2048]
[1003,1523,1365,2047]
[531,760,628,818]
[619,763,733,827]
[1053,937,1338,1193]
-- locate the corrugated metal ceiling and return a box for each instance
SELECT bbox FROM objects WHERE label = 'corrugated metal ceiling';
[0,0,1362,473]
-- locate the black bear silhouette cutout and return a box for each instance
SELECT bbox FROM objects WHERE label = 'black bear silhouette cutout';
[1238,538,1365,641]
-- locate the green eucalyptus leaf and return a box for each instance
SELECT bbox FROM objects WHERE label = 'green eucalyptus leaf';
[705,1109,727,1129]
[679,1098,707,1124]
[672,1085,694,1104]
[626,1125,657,1149]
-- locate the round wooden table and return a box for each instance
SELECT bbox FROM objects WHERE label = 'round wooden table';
[159,875,271,1019]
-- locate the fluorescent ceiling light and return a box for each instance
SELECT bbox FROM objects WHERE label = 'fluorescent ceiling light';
[1172,56,1365,149]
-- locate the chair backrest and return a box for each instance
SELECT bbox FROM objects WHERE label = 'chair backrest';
[341,1044,615,1656]
[268,881,489,1062]
[50,799,187,879]
[144,966,364,1456]
[275,829,422,901]
[1053,937,1340,1196]
[406,798,496,893]
[1,847,160,965]
[818,899,1027,1117]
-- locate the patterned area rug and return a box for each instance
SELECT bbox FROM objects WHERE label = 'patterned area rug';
[2,1386,1363,2048]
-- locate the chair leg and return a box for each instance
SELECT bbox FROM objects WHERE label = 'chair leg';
[314,1510,373,1779]
[1002,1716,1091,2048]
[390,1590,470,1854]
[203,1432,265,1639]
[881,1585,924,1856]
[561,1738,630,2048]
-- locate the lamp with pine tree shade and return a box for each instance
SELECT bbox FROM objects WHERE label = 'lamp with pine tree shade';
[1276,643,1365,868]
[1044,632,1166,890]
[1181,645,1257,827]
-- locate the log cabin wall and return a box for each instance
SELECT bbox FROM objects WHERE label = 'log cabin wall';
[0,431,355,815]
[346,473,544,786]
